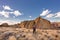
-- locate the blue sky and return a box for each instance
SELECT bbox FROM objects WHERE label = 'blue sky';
[0,0,60,24]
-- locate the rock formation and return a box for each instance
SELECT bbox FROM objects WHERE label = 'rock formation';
[0,23,9,27]
[34,17,51,29]
[18,17,51,29]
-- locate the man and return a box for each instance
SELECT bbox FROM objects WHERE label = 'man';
[33,24,36,33]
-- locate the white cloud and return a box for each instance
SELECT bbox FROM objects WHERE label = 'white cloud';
[29,16,32,18]
[3,5,13,10]
[0,20,20,25]
[40,9,60,18]
[0,11,9,18]
[55,12,60,17]
[39,9,60,22]
[40,9,51,16]
[13,10,22,16]
[0,5,22,18]
[46,14,54,18]
[0,10,22,18]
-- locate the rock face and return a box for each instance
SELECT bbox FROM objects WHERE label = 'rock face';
[35,17,51,29]
[18,17,51,29]
[19,20,35,28]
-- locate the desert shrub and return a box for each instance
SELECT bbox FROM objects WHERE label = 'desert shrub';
[55,35,58,38]
[41,38,44,40]
[42,30,44,32]
[22,30,24,32]
[48,36,55,40]
[25,38,28,40]
[44,35,51,39]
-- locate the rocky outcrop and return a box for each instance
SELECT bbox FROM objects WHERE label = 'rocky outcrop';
[35,17,51,29]
[18,17,51,29]
[0,23,9,27]
[19,20,35,28]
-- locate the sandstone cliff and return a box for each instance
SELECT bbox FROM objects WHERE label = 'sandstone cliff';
[18,17,51,29]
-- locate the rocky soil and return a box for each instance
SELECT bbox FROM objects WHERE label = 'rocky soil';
[0,27,60,40]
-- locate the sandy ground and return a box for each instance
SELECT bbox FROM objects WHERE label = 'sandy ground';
[0,27,60,40]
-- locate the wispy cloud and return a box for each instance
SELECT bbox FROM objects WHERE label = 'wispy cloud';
[3,5,13,11]
[46,14,54,18]
[40,9,60,18]
[55,12,60,17]
[0,11,10,18]
[46,12,60,18]
[40,9,51,16]
[40,9,60,22]
[13,10,22,16]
